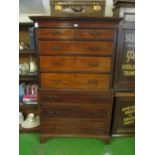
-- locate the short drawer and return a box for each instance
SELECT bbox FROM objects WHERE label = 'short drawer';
[41,105,109,120]
[38,41,113,55]
[37,29,74,39]
[40,56,112,73]
[40,90,113,106]
[76,29,115,39]
[40,73,110,90]
[41,119,108,135]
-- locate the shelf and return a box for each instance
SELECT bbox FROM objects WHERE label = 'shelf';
[19,125,40,133]
[19,49,36,55]
[19,73,38,81]
[19,104,38,110]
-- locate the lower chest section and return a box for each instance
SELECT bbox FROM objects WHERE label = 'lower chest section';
[40,90,113,136]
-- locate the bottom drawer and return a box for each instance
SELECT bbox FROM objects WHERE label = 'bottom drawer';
[111,92,135,136]
[41,119,108,136]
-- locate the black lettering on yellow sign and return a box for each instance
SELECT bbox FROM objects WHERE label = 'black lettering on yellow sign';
[122,105,135,126]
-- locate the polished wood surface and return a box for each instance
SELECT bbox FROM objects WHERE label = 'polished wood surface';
[76,29,114,39]
[37,29,74,39]
[41,106,109,120]
[41,73,110,90]
[40,90,113,105]
[38,41,113,55]
[40,56,111,72]
[41,119,108,135]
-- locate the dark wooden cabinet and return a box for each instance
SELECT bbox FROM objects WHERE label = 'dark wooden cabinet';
[112,1,135,136]
[30,17,120,143]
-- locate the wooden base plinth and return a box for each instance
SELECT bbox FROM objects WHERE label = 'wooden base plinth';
[40,134,110,144]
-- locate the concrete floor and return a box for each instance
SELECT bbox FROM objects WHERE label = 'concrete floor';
[19,134,135,155]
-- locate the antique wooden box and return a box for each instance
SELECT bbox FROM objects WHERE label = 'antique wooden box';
[50,0,106,16]
[111,92,135,136]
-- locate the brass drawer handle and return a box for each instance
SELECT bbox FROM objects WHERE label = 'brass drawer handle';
[49,126,58,130]
[47,96,58,100]
[50,61,62,65]
[51,30,61,35]
[49,110,59,115]
[88,79,98,85]
[88,62,99,67]
[51,80,62,84]
[90,111,101,117]
[89,46,101,51]
[90,31,101,37]
[51,46,62,51]
[93,128,103,133]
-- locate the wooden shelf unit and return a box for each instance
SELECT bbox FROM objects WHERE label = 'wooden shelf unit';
[19,22,39,133]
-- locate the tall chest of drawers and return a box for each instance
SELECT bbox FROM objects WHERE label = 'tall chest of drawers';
[30,17,120,143]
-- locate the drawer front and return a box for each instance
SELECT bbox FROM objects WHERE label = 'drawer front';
[40,90,112,105]
[40,73,110,90]
[41,105,109,120]
[76,29,114,39]
[41,119,108,135]
[38,41,113,55]
[37,29,74,39]
[40,56,112,72]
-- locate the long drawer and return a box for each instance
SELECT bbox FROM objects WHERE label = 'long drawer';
[41,104,109,120]
[38,41,113,55]
[37,28,114,40]
[40,56,112,73]
[76,29,114,39]
[40,73,110,90]
[40,90,112,105]
[37,29,74,39]
[41,119,108,135]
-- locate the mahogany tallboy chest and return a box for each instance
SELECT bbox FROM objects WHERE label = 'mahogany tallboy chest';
[29,17,120,143]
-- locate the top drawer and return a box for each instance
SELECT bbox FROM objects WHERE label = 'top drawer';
[37,29,74,39]
[76,29,115,40]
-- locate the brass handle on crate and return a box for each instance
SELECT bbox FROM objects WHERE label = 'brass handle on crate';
[51,30,61,35]
[88,79,98,85]
[71,6,84,12]
[51,46,62,51]
[90,31,101,37]
[89,62,99,67]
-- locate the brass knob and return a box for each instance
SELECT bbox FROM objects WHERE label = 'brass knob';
[88,79,98,85]
[89,62,99,67]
